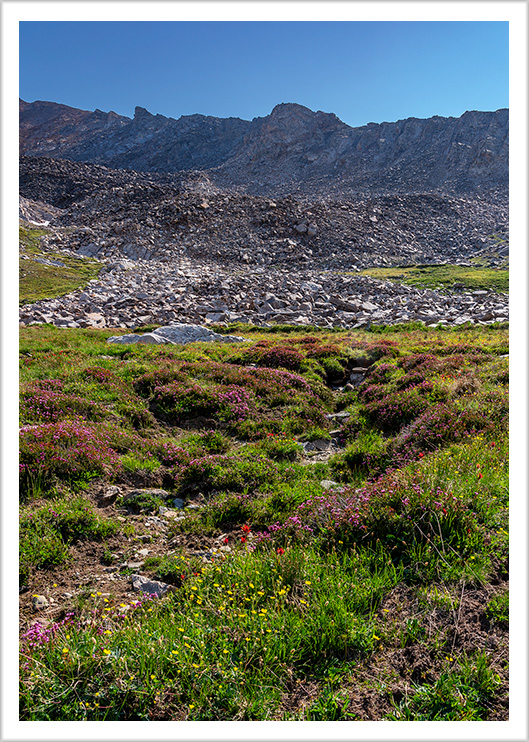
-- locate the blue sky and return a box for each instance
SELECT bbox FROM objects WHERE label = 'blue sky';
[19,21,508,127]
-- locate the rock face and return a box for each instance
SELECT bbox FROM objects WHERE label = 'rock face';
[20,99,508,196]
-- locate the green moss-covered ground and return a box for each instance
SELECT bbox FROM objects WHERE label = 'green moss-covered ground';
[360,264,508,294]
[19,225,102,305]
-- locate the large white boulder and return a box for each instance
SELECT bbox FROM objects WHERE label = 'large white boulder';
[107,323,247,345]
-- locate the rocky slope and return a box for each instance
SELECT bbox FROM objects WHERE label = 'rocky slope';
[19,99,509,331]
[20,99,508,196]
[19,156,508,273]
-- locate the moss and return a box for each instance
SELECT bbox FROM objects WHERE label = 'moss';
[19,226,102,305]
[360,264,508,294]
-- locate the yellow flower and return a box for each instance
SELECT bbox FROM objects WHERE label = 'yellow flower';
[62,647,69,653]
[305,581,311,586]
[103,649,111,655]
[150,675,156,680]
[189,704,195,710]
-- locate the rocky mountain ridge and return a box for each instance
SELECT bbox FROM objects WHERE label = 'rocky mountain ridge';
[20,99,508,196]
[19,99,509,332]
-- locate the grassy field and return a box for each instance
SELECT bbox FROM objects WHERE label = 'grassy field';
[19,225,102,305]
[360,264,509,294]
[19,322,508,720]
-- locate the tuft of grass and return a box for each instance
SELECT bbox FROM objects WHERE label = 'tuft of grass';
[388,652,502,720]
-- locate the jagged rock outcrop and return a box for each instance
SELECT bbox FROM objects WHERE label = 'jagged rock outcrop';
[20,99,508,196]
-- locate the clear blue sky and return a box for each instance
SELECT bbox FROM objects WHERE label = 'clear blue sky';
[19,21,508,127]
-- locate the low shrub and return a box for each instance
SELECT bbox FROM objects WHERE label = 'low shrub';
[20,386,106,424]
[19,421,123,498]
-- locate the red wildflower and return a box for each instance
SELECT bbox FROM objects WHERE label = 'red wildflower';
[276,548,285,555]
[223,538,229,544]
[418,452,424,458]
[477,473,483,480]
[241,524,251,533]
[241,536,247,543]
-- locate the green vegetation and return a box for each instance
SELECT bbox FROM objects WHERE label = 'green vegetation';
[19,225,102,305]
[360,263,509,294]
[19,322,508,720]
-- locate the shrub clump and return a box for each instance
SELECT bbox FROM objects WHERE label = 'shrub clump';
[20,422,123,497]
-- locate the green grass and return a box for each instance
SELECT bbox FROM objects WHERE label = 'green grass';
[19,225,102,305]
[18,322,509,720]
[360,264,509,294]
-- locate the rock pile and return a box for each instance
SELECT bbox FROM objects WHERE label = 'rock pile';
[18,154,509,332]
[20,157,508,272]
[19,254,508,330]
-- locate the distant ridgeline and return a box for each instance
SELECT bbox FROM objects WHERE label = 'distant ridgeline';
[19,99,508,197]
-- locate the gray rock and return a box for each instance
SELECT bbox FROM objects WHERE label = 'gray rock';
[131,574,173,598]
[107,333,165,345]
[320,480,341,490]
[172,498,185,509]
[31,595,49,611]
[126,489,171,501]
[107,324,246,346]
[326,411,351,420]
[304,438,331,452]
